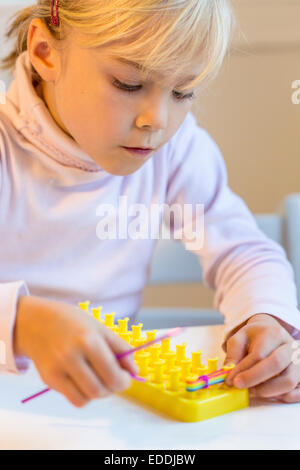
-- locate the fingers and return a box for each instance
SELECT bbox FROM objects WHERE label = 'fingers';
[249,362,300,398]
[224,328,248,371]
[225,328,285,386]
[64,354,111,400]
[224,328,252,386]
[104,327,139,376]
[83,333,133,393]
[50,372,90,408]
[230,343,293,389]
[274,383,300,403]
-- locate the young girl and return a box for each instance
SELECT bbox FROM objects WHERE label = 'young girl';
[0,0,300,408]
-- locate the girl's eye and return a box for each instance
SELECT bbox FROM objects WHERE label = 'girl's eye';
[112,79,195,102]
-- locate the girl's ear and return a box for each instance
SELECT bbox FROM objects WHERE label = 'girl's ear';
[27,18,61,83]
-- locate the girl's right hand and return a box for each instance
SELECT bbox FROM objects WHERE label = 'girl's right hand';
[14,295,139,407]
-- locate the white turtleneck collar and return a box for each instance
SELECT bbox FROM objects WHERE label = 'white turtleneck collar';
[3,50,103,173]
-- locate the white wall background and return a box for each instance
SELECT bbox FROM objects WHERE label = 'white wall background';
[0,0,31,4]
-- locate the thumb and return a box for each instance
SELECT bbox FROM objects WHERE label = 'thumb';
[223,328,248,385]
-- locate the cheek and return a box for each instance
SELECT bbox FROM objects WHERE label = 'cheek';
[61,75,128,142]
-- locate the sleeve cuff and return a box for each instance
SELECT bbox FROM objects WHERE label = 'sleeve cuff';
[0,281,32,375]
[221,304,300,353]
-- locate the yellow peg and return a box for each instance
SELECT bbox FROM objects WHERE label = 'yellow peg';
[104,312,115,328]
[148,344,161,365]
[146,330,157,342]
[118,317,129,334]
[207,357,218,374]
[223,363,235,372]
[110,325,119,335]
[132,340,147,360]
[167,367,181,392]
[180,358,192,382]
[191,350,202,373]
[131,324,143,342]
[137,352,150,378]
[176,342,187,365]
[164,351,176,373]
[91,306,103,322]
[223,363,235,385]
[119,332,132,344]
[161,338,171,357]
[185,374,199,400]
[132,338,146,350]
[134,351,140,363]
[78,300,90,313]
[132,337,144,348]
[198,365,209,376]
[151,360,165,385]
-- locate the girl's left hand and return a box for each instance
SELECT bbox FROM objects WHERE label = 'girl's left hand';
[223,313,300,403]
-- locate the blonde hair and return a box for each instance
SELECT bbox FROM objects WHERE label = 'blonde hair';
[1,0,234,91]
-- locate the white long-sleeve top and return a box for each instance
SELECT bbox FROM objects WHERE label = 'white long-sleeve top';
[0,51,300,375]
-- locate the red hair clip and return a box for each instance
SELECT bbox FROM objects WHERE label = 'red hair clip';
[51,0,59,27]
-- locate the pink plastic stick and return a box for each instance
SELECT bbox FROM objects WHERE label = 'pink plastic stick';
[116,327,185,360]
[21,372,145,404]
[21,387,50,404]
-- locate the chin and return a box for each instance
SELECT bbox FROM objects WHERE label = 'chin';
[99,159,147,177]
[106,165,144,177]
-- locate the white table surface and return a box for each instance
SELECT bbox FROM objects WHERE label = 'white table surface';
[0,324,299,450]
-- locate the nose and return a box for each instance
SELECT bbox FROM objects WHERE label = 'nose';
[136,93,168,131]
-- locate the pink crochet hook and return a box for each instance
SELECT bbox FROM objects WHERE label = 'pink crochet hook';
[21,326,185,404]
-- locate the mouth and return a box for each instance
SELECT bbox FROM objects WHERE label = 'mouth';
[121,146,154,158]
[123,146,154,151]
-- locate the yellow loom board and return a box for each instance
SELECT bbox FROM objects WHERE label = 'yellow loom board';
[78,301,249,422]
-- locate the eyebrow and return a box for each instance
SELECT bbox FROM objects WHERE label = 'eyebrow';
[113,57,144,70]
[110,57,197,85]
